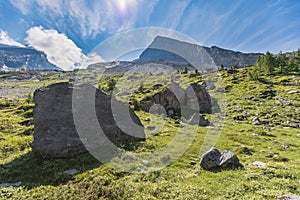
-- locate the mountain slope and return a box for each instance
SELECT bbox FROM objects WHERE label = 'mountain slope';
[139,36,263,68]
[0,44,61,71]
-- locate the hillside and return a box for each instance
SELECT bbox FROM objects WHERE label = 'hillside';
[0,44,61,71]
[0,65,299,199]
[139,36,263,68]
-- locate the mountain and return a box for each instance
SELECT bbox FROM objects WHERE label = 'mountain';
[0,44,61,71]
[139,36,263,68]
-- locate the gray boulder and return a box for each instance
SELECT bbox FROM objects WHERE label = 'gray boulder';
[219,150,241,169]
[139,82,212,118]
[200,147,241,170]
[32,82,145,158]
[187,83,212,113]
[200,147,221,170]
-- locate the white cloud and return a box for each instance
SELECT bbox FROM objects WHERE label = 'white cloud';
[25,26,104,71]
[0,30,25,47]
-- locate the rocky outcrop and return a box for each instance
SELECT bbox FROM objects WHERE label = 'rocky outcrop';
[139,36,262,68]
[0,44,60,71]
[187,83,212,112]
[203,46,262,68]
[32,82,145,158]
[139,82,212,117]
[200,147,241,170]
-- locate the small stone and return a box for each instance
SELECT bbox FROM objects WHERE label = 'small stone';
[64,169,79,175]
[63,184,71,189]
[281,145,290,150]
[174,120,180,125]
[252,161,266,168]
[152,132,159,136]
[146,126,156,131]
[287,90,298,94]
[266,154,273,158]
[296,134,300,137]
[142,160,150,166]
[233,115,246,121]
[252,117,261,125]
[190,160,196,165]
[290,123,300,128]
[144,117,150,122]
[241,147,252,155]
[272,154,279,158]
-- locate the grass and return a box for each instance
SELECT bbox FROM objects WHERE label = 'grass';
[0,67,299,199]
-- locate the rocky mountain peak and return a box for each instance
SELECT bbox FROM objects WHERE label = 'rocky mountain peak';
[139,36,263,68]
[0,44,61,71]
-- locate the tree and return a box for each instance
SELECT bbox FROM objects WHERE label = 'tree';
[262,52,275,74]
[255,55,263,69]
[248,68,260,81]
[276,52,289,74]
[286,49,300,73]
[182,66,188,74]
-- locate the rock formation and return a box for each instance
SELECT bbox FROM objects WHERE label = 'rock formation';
[32,82,145,158]
[200,147,241,170]
[139,36,263,68]
[139,82,212,117]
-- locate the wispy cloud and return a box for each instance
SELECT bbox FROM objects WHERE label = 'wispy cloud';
[9,0,34,15]
[6,0,300,53]
[25,26,103,71]
[0,30,25,47]
[158,0,191,29]
[9,0,158,38]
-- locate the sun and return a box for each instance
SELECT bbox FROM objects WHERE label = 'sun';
[114,0,137,14]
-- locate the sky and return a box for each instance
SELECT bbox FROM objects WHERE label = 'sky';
[0,0,300,70]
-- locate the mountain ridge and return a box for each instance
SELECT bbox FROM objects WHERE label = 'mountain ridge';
[139,36,263,68]
[0,44,61,71]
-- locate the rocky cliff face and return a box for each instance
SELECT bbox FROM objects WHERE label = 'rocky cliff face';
[139,36,263,68]
[203,46,263,68]
[0,44,60,71]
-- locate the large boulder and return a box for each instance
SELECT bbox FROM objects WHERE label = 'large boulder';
[139,83,185,113]
[200,147,241,170]
[139,82,212,118]
[32,82,145,158]
[187,83,212,113]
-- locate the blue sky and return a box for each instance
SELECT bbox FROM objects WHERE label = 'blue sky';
[0,0,300,70]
